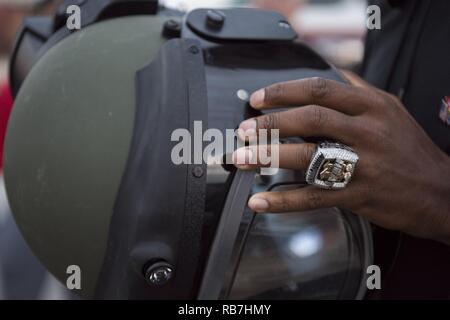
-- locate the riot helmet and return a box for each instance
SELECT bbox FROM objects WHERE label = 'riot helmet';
[5,0,373,299]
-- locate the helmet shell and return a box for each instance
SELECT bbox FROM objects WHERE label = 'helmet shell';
[4,15,165,297]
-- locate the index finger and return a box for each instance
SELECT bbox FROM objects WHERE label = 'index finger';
[250,77,381,115]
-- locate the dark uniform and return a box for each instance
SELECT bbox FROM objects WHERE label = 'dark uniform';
[362,0,450,299]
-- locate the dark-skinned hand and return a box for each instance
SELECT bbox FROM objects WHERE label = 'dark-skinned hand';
[232,72,450,245]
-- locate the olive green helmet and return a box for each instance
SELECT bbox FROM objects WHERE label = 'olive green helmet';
[6,16,168,299]
[5,1,373,300]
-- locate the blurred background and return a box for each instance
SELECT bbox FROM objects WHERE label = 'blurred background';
[0,0,368,82]
[0,0,368,299]
[0,0,70,300]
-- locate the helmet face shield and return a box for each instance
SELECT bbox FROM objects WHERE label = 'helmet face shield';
[5,1,373,300]
[203,174,372,300]
[227,203,372,299]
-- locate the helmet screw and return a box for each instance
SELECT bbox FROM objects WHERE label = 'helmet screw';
[206,10,226,30]
[189,45,200,54]
[162,19,181,39]
[144,261,174,286]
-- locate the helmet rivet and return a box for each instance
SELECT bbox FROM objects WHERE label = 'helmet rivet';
[162,19,181,39]
[206,10,226,30]
[189,45,200,54]
[144,261,174,286]
[192,166,204,178]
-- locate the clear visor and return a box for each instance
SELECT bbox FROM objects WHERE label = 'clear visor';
[201,168,373,300]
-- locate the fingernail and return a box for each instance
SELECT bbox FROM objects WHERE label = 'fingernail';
[233,148,254,165]
[250,89,265,108]
[248,196,269,212]
[238,119,257,141]
[239,119,257,132]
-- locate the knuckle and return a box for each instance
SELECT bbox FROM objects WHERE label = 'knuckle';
[380,93,396,110]
[258,113,279,130]
[306,105,329,131]
[295,144,314,168]
[381,91,402,107]
[305,190,324,209]
[371,91,397,114]
[358,88,385,113]
[370,122,392,147]
[308,77,331,100]
[265,83,285,104]
[354,118,390,147]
